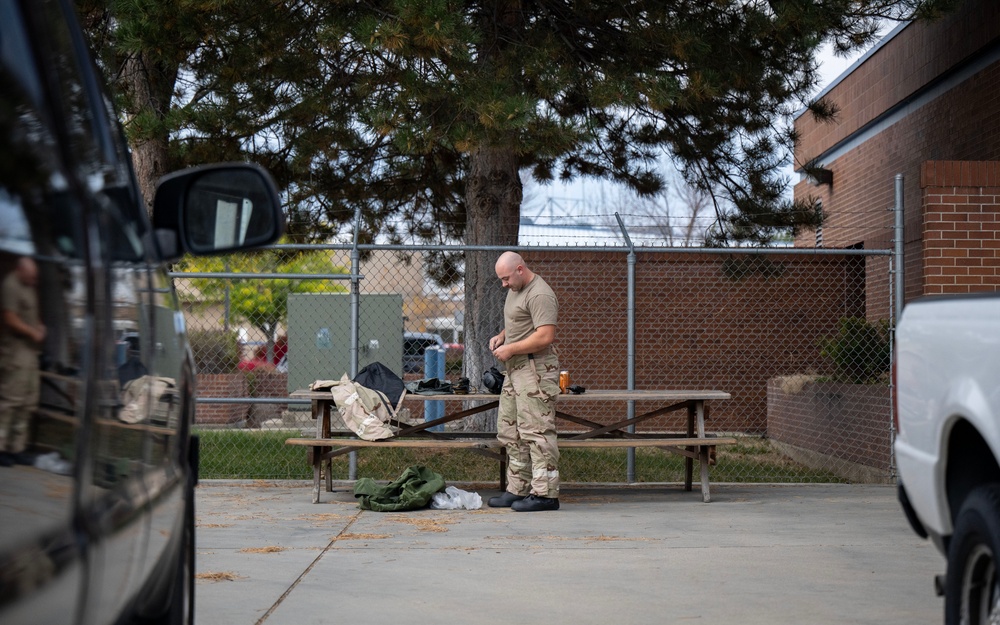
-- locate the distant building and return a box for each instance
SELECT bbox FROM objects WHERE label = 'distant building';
[518,217,625,247]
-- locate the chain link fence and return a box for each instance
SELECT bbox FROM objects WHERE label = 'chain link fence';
[177,243,894,484]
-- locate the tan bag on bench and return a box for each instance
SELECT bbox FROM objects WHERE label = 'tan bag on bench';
[119,375,179,427]
[314,374,395,441]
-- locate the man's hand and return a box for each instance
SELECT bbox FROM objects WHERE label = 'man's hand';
[489,332,505,351]
[492,344,514,362]
[3,310,45,345]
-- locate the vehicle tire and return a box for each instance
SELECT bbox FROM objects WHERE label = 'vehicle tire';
[174,493,195,625]
[945,484,1000,625]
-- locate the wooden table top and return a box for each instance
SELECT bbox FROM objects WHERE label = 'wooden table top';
[290,389,730,402]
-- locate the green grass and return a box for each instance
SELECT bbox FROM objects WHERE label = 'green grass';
[197,429,314,480]
[195,428,849,483]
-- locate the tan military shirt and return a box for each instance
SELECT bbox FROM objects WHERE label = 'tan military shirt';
[1,269,41,366]
[503,274,557,346]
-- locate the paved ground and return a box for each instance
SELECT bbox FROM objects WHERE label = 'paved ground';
[195,481,945,625]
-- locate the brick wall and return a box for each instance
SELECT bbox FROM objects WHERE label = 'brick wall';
[194,371,290,426]
[522,251,880,434]
[186,250,888,441]
[767,379,892,475]
[792,64,1000,300]
[195,373,248,425]
[792,0,1000,305]
[795,0,1000,159]
[921,161,1000,294]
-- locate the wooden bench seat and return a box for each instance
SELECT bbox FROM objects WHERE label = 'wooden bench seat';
[284,435,736,449]
[285,434,737,502]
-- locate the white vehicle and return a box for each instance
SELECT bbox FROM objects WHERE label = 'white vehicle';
[894,292,1000,625]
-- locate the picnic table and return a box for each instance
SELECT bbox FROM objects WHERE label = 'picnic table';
[286,389,733,503]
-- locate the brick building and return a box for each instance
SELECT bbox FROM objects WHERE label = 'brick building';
[793,0,1000,303]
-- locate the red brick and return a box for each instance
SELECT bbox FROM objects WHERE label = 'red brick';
[969,266,999,276]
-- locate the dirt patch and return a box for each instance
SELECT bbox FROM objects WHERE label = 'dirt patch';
[197,523,233,528]
[239,546,285,553]
[339,533,392,540]
[196,571,243,582]
[581,535,654,542]
[229,514,275,521]
[385,515,454,533]
[297,513,348,522]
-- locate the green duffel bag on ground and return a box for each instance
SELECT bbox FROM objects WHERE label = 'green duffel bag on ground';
[353,465,446,512]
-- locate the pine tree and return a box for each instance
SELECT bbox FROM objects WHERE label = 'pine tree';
[78,0,959,407]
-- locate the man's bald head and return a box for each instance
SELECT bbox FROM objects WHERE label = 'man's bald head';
[16,256,38,287]
[495,251,533,292]
[495,251,524,273]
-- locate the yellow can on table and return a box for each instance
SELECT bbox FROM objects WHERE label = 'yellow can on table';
[559,370,570,394]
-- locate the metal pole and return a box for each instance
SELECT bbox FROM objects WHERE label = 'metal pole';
[223,259,231,332]
[349,207,362,479]
[350,208,362,378]
[894,174,905,323]
[889,174,905,480]
[615,213,637,482]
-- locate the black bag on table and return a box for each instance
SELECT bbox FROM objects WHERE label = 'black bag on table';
[354,362,406,409]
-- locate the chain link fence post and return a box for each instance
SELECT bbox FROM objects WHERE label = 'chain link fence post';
[615,213,638,482]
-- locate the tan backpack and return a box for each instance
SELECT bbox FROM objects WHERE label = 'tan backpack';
[119,375,179,427]
[312,374,396,440]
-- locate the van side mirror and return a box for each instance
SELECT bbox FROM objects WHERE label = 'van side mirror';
[152,163,285,260]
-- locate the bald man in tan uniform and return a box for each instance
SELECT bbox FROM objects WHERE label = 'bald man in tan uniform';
[0,257,45,466]
[487,252,561,512]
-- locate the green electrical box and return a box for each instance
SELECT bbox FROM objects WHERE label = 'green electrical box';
[286,293,404,393]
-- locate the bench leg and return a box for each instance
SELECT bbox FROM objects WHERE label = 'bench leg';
[699,446,711,503]
[312,446,321,504]
[313,399,329,504]
[684,454,693,491]
[684,403,695,491]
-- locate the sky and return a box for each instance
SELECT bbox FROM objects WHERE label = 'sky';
[523,40,875,223]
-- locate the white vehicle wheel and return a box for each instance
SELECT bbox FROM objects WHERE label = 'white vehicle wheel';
[946,485,1000,625]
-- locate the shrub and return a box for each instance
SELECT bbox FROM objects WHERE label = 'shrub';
[819,317,891,385]
[188,330,241,374]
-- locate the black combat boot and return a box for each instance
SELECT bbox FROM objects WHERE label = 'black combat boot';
[487,491,526,508]
[511,494,560,511]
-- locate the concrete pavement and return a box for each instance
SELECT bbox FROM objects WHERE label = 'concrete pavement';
[194,481,945,625]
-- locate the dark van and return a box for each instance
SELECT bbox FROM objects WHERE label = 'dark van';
[0,1,283,624]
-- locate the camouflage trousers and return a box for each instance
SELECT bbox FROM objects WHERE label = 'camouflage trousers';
[497,352,560,498]
[0,357,39,453]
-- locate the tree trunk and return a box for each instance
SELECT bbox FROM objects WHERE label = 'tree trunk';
[123,53,177,214]
[462,146,521,431]
[131,136,170,214]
